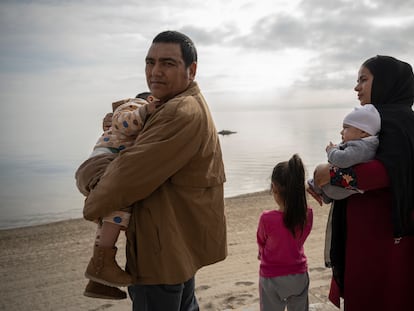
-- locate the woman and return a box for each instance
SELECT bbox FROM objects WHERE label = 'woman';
[312,55,414,310]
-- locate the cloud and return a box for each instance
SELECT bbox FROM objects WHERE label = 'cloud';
[178,0,411,95]
[230,0,414,91]
[1,0,414,112]
[178,26,224,45]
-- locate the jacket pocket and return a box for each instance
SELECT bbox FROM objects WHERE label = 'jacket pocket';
[141,207,162,254]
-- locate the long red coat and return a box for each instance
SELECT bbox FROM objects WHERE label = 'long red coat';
[329,160,414,310]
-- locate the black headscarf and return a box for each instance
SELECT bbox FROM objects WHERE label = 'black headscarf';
[362,55,414,237]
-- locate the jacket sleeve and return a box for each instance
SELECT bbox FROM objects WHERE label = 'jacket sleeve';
[82,98,204,220]
[327,141,372,168]
[75,153,117,196]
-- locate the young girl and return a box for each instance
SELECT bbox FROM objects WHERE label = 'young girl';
[257,154,313,311]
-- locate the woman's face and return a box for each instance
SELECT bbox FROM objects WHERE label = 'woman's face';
[354,66,374,105]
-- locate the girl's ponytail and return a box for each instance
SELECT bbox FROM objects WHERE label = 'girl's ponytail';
[272,154,308,237]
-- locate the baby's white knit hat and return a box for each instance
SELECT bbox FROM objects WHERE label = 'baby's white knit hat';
[343,104,381,136]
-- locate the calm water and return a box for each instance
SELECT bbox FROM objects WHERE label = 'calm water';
[0,107,348,229]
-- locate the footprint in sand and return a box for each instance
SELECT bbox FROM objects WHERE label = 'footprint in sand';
[196,285,211,291]
[235,281,254,286]
[223,294,254,308]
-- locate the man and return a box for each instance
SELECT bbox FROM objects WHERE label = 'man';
[76,30,227,310]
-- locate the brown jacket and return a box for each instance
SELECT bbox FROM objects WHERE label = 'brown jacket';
[75,82,227,284]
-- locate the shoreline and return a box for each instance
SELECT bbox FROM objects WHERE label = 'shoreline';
[0,190,272,232]
[0,191,337,311]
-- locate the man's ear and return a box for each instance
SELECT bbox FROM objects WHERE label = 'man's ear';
[189,62,197,81]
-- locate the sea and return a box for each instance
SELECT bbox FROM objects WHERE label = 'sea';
[0,107,349,230]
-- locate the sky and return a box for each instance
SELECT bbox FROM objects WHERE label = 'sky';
[0,0,414,225]
[1,0,414,150]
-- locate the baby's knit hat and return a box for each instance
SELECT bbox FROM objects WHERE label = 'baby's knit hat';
[343,104,381,136]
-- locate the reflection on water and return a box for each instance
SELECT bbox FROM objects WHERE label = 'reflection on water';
[215,107,348,197]
[0,107,349,229]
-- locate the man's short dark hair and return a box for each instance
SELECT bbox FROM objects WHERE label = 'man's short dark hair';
[152,30,197,68]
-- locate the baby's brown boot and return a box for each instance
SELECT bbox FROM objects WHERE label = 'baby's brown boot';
[83,280,127,300]
[85,246,133,287]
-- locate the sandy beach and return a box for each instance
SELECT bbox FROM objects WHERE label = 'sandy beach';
[0,191,338,311]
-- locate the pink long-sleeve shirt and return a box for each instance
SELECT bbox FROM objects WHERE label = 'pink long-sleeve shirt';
[257,208,313,278]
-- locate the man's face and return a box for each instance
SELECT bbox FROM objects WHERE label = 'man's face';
[145,42,196,103]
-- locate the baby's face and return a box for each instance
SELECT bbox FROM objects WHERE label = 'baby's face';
[340,124,368,142]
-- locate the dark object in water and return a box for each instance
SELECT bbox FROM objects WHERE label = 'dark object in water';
[218,130,237,136]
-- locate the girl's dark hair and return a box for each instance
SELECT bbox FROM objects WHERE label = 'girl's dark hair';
[152,30,197,68]
[271,154,308,237]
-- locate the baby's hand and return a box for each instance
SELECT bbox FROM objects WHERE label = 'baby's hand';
[102,112,113,131]
[325,141,336,152]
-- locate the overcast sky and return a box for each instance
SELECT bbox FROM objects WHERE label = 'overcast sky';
[1,0,414,160]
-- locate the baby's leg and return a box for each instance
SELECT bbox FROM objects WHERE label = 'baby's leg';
[307,178,323,195]
[85,211,132,287]
[99,211,131,248]
[94,221,102,246]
